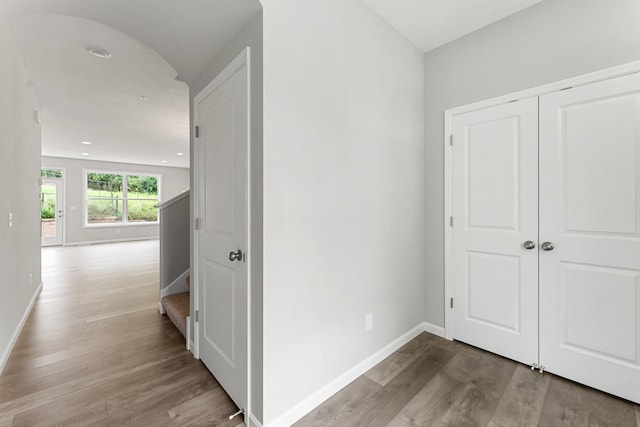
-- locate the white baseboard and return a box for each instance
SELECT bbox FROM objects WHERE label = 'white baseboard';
[266,323,427,427]
[186,316,192,352]
[160,269,190,299]
[248,413,263,427]
[421,321,446,338]
[64,236,159,246]
[0,281,43,375]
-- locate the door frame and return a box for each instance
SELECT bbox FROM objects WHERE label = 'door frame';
[443,60,640,340]
[41,170,66,247]
[192,47,252,416]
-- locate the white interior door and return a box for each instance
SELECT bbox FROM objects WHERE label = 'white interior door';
[539,72,640,404]
[451,98,539,366]
[41,179,63,246]
[194,49,249,412]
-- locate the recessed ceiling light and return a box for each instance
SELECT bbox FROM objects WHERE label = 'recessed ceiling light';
[87,46,111,59]
[161,160,168,164]
[177,152,184,156]
[139,95,148,101]
[81,152,89,156]
[82,141,92,145]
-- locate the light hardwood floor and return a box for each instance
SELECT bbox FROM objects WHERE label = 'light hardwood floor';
[296,332,640,427]
[0,241,242,427]
[4,241,640,426]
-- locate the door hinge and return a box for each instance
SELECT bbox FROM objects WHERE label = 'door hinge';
[195,218,202,230]
[450,297,454,308]
[194,310,199,323]
[449,216,453,227]
[449,134,453,146]
[195,125,200,138]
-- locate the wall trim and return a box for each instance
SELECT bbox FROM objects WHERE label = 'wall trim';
[265,323,430,427]
[64,236,158,246]
[156,189,190,210]
[443,59,640,341]
[186,315,193,352]
[248,413,263,427]
[160,269,190,299]
[446,59,640,116]
[421,321,445,338]
[0,281,43,375]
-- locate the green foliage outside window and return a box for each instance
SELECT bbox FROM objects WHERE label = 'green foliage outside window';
[86,172,159,224]
[40,184,56,219]
[127,175,158,197]
[41,169,63,178]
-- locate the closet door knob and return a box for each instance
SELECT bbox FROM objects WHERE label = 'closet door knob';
[523,241,536,250]
[541,242,555,251]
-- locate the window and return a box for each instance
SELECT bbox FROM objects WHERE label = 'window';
[41,168,63,178]
[85,171,160,225]
[125,175,160,223]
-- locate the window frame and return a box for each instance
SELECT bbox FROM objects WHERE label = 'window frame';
[83,169,161,228]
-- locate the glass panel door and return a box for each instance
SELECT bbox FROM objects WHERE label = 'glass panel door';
[41,179,63,246]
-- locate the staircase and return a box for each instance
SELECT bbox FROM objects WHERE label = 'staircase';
[156,189,191,341]
[162,275,190,338]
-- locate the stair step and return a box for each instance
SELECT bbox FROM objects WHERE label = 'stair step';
[161,292,189,338]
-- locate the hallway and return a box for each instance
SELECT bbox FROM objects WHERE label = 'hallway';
[0,241,241,426]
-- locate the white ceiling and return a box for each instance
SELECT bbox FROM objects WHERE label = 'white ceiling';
[1,0,544,168]
[362,0,545,52]
[1,0,262,168]
[11,14,190,168]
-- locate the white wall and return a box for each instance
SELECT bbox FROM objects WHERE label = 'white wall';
[41,156,189,245]
[189,10,264,423]
[262,0,424,423]
[423,0,640,328]
[0,22,42,373]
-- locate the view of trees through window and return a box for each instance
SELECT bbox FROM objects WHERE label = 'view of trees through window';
[86,172,159,224]
[41,169,63,178]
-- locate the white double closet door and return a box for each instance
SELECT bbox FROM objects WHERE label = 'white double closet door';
[451,72,640,404]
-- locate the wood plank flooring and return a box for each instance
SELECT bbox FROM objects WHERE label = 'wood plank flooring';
[4,241,640,426]
[296,332,640,427]
[0,241,242,427]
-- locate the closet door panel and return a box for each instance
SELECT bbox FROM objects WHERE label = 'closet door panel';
[539,72,640,404]
[451,97,539,366]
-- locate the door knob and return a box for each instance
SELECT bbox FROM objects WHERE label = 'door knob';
[229,249,243,262]
[541,242,555,251]
[523,241,536,250]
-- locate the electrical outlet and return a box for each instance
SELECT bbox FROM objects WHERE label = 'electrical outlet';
[8,212,13,228]
[365,313,373,331]
[29,273,32,285]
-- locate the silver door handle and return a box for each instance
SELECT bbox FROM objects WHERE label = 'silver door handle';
[541,242,555,251]
[523,241,536,250]
[229,249,243,262]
